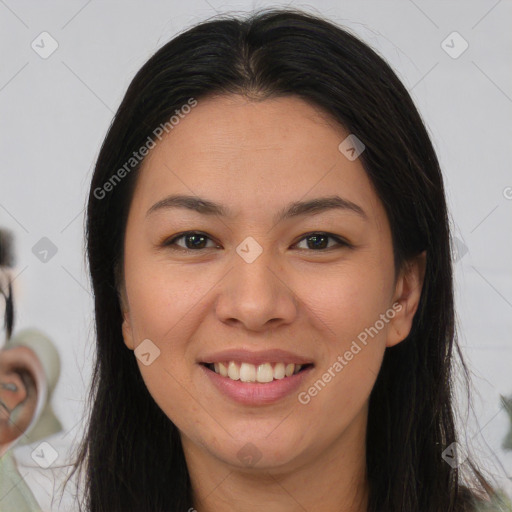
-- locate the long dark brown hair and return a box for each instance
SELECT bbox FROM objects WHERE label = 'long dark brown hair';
[67,8,499,511]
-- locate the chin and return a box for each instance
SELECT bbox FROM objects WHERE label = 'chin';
[199,422,309,471]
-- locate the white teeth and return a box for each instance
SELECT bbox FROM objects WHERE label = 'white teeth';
[218,362,228,377]
[256,363,274,383]
[240,362,256,382]
[274,362,285,380]
[211,361,308,382]
[227,361,240,380]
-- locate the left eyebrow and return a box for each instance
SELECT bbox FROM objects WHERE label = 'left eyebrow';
[146,194,368,223]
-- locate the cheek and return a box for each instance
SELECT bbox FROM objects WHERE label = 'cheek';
[295,258,394,343]
[123,255,220,428]
[124,251,217,343]
[292,261,391,411]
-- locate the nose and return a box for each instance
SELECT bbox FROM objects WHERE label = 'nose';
[214,245,299,333]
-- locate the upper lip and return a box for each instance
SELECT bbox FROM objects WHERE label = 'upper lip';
[199,348,313,366]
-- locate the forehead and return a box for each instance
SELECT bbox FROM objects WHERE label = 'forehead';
[131,94,386,228]
[144,94,346,168]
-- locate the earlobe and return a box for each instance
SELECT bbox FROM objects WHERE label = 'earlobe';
[386,251,427,348]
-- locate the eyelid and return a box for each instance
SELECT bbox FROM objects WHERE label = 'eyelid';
[162,231,352,252]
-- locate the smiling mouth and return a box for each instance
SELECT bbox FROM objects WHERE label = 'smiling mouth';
[201,361,314,383]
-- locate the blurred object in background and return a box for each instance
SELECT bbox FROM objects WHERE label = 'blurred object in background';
[0,229,14,340]
[0,229,63,512]
[501,394,512,452]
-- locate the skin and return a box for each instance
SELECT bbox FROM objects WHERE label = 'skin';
[120,94,426,512]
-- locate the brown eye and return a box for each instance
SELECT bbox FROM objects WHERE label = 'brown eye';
[164,231,218,251]
[294,232,349,251]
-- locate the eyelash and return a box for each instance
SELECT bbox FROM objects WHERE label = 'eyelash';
[161,231,351,252]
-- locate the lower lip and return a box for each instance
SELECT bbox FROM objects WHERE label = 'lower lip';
[200,364,313,405]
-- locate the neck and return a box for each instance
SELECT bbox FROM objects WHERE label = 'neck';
[183,407,369,512]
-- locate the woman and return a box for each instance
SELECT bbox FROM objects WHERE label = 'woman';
[67,8,506,512]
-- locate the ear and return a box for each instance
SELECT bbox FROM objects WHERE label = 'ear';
[117,271,135,351]
[121,308,135,351]
[386,250,427,348]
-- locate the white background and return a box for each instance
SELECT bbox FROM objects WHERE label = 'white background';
[1,1,511,510]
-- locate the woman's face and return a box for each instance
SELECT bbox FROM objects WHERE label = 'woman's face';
[120,94,424,472]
